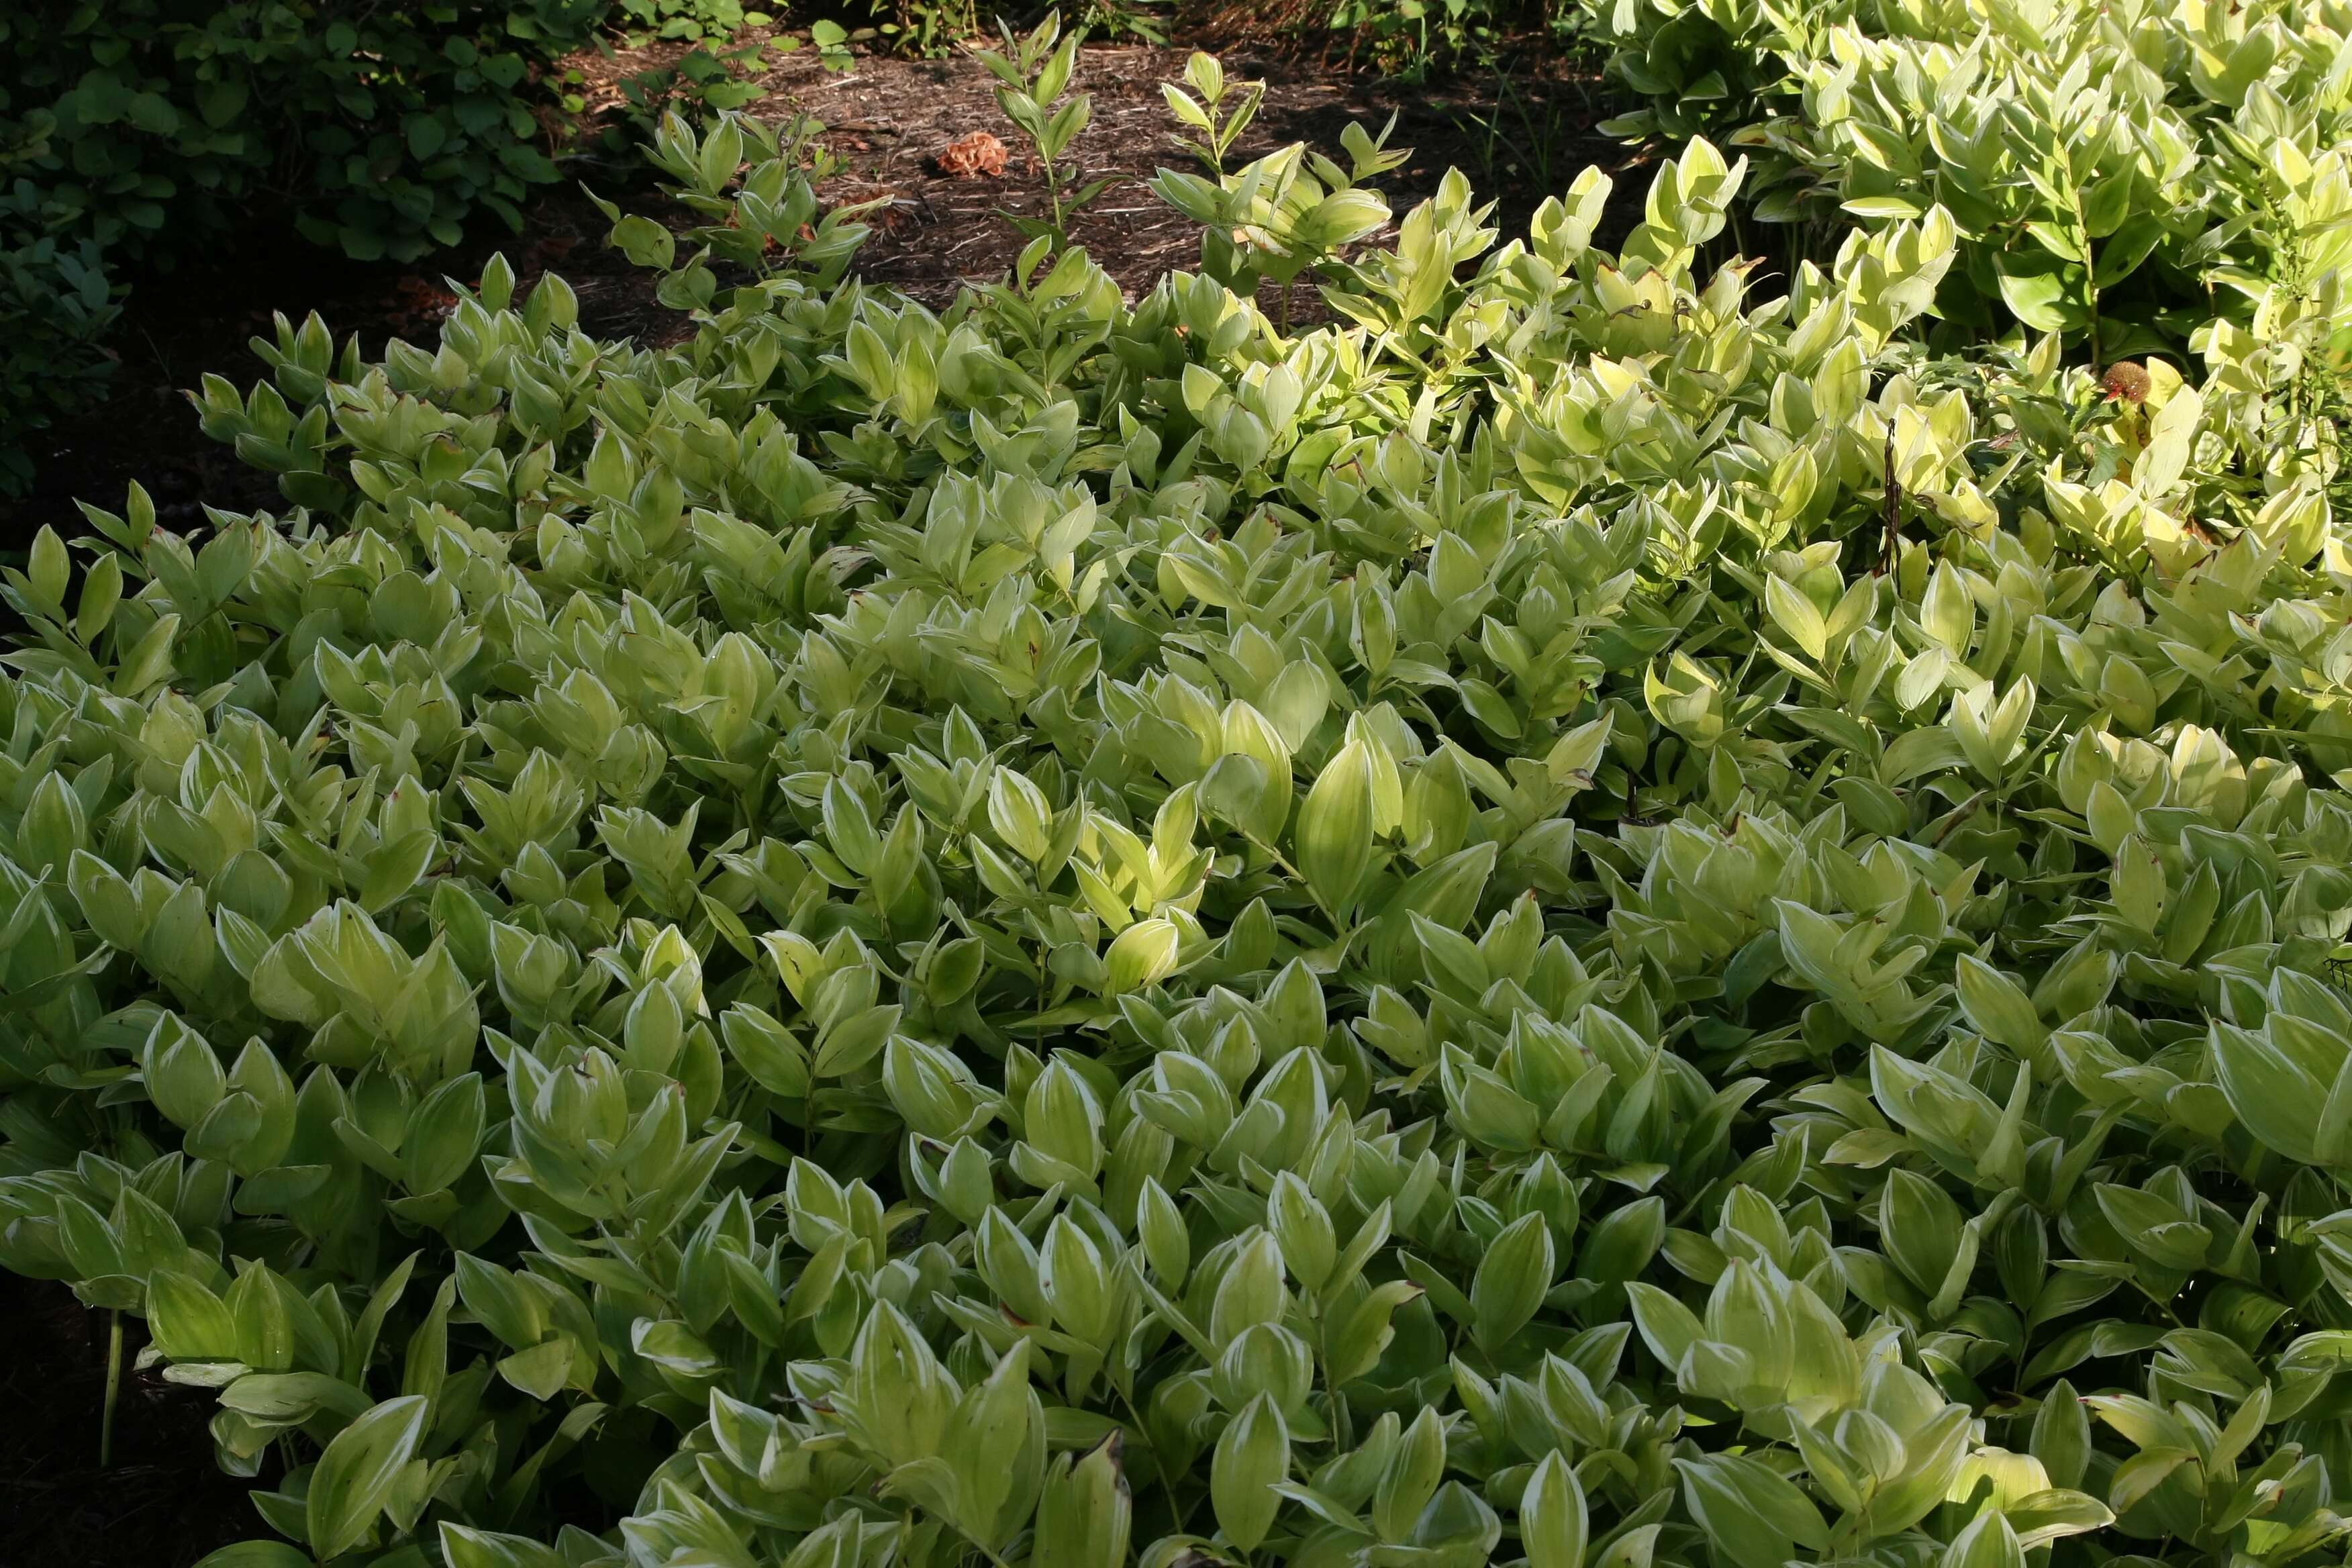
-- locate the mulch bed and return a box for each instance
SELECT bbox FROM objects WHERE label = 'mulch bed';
[738,41,1648,310]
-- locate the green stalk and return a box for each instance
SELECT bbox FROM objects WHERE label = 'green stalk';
[100,1308,124,1469]
[1045,154,1063,244]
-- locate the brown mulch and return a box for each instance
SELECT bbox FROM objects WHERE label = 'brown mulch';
[750,42,1648,311]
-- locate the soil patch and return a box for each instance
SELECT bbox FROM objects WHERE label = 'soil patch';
[737,41,1649,311]
[0,1273,261,1565]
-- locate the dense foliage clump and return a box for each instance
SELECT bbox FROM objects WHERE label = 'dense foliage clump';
[1591,0,2352,384]
[0,217,117,491]
[7,30,2352,1568]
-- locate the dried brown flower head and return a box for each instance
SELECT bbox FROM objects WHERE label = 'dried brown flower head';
[934,131,1009,179]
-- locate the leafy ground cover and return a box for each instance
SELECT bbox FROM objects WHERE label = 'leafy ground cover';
[9,40,1635,555]
[1589,0,2352,377]
[5,9,2352,1568]
[0,0,1578,495]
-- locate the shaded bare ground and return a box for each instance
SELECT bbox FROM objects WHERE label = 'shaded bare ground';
[0,1273,263,1566]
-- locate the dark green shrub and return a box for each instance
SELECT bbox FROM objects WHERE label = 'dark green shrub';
[0,234,117,493]
[615,0,773,41]
[0,0,618,265]
[0,0,773,489]
[1,119,120,492]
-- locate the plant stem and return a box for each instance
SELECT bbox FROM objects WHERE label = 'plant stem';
[101,1309,124,1468]
[1879,430,1898,577]
[1322,1348,1355,1452]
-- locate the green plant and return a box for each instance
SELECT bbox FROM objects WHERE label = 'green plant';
[1160,49,1267,179]
[8,53,2352,1568]
[615,0,773,41]
[1584,0,1844,140]
[1080,0,1171,44]
[0,99,117,488]
[812,17,861,69]
[1155,54,1405,328]
[593,107,881,302]
[1449,72,1573,195]
[975,10,1120,249]
[0,0,783,493]
[1583,0,2352,378]
[1328,0,1522,79]
[1,0,611,266]
[0,223,118,491]
[609,39,774,142]
[881,0,985,57]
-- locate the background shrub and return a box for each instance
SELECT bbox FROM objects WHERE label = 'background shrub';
[0,134,118,493]
[0,0,764,491]
[0,0,612,264]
